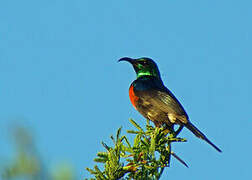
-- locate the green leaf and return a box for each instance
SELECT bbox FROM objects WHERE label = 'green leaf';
[101,142,111,151]
[134,135,141,147]
[141,139,149,147]
[110,135,115,144]
[126,130,141,134]
[120,144,132,153]
[116,127,122,142]
[150,135,155,156]
[129,119,143,132]
[94,165,107,179]
[121,136,131,149]
[97,152,108,159]
[86,167,96,175]
[94,157,107,163]
[169,137,187,142]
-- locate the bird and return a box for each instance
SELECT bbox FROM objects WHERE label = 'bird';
[118,57,221,152]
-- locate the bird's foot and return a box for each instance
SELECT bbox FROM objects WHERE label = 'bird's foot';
[173,125,184,137]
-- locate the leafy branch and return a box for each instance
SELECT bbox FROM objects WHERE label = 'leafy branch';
[86,119,187,180]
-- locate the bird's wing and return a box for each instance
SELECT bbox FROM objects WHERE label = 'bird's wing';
[135,87,189,123]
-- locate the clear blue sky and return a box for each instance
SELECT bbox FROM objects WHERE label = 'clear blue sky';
[0,0,251,179]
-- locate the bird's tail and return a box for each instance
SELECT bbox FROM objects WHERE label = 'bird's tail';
[185,122,222,152]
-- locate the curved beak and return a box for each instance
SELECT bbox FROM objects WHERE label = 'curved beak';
[118,57,135,64]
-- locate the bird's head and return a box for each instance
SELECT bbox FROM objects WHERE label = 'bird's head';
[118,57,161,79]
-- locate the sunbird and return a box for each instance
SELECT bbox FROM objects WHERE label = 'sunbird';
[119,57,221,152]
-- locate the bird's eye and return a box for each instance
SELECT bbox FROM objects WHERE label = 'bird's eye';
[140,61,148,66]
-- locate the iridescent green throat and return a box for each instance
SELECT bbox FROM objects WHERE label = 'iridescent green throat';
[136,67,161,79]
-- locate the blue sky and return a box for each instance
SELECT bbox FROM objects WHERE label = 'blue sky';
[0,0,251,179]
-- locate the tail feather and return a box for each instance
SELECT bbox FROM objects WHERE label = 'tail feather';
[185,122,222,152]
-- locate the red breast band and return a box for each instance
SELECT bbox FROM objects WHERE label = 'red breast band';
[129,85,139,109]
